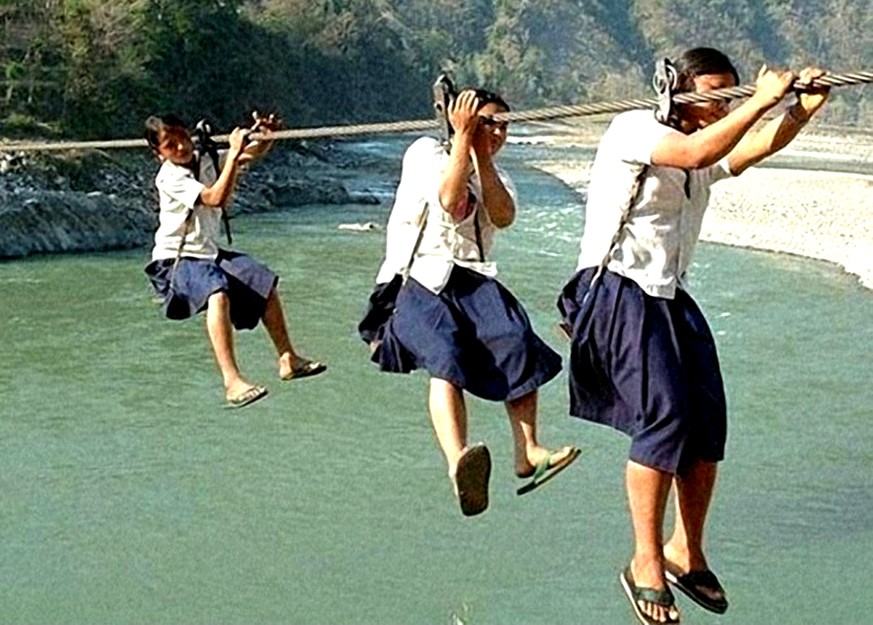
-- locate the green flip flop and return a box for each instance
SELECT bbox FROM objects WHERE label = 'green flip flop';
[516,446,581,495]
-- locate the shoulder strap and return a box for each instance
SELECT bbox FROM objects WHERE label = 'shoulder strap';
[170,209,194,290]
[588,163,649,289]
[471,190,485,262]
[400,203,429,282]
[192,120,233,246]
[205,148,233,246]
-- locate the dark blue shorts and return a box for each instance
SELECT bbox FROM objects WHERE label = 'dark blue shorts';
[558,268,727,475]
[144,249,278,330]
[373,265,562,402]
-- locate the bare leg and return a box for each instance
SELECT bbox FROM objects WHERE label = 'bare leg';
[663,460,725,602]
[261,289,302,378]
[206,291,257,400]
[506,390,575,476]
[627,460,680,624]
[428,377,468,475]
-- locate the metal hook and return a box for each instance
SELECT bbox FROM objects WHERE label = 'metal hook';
[653,58,678,123]
[432,73,457,147]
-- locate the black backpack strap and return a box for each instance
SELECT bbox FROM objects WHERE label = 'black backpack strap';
[473,201,485,262]
[194,120,233,246]
[204,146,232,246]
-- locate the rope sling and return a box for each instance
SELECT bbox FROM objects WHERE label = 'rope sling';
[1,70,871,153]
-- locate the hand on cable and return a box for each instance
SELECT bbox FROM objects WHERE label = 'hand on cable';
[752,64,796,109]
[227,127,250,157]
[792,67,830,122]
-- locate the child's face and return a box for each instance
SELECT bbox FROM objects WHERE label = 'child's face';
[156,126,195,165]
[679,72,737,131]
[477,102,509,156]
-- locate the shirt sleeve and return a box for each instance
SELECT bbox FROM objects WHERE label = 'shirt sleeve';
[703,157,734,184]
[374,138,442,283]
[402,136,445,211]
[156,164,204,213]
[610,110,680,166]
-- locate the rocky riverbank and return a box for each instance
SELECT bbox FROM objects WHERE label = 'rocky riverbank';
[0,140,396,259]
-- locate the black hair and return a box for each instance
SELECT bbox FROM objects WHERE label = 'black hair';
[672,47,740,94]
[144,114,188,153]
[472,88,510,112]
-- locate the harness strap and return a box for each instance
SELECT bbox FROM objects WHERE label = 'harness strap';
[588,163,649,291]
[202,147,233,246]
[169,210,194,291]
[400,202,429,283]
[194,122,233,246]
[472,190,486,262]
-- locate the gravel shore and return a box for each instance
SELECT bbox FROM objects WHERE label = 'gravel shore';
[529,127,873,289]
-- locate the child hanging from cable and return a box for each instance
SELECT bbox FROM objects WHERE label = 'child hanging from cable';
[557,49,829,625]
[144,113,326,409]
[359,82,579,517]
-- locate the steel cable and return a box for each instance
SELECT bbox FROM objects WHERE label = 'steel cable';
[1,71,871,152]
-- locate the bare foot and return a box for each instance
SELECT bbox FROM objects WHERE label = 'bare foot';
[516,444,576,478]
[279,352,327,381]
[628,559,680,624]
[663,543,726,609]
[277,351,300,379]
[225,379,262,402]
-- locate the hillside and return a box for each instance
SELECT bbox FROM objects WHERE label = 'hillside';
[0,0,870,140]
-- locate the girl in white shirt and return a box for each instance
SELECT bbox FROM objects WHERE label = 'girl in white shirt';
[364,89,579,517]
[144,114,325,409]
[558,48,829,625]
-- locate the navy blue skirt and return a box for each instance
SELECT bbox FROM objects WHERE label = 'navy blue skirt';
[373,265,562,402]
[357,274,402,345]
[144,249,278,330]
[558,268,727,475]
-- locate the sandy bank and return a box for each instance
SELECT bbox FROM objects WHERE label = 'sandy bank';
[703,168,873,289]
[529,129,873,290]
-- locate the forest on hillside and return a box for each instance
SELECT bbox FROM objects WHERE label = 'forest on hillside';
[1,0,870,139]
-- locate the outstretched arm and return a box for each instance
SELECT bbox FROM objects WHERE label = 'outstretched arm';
[727,67,830,175]
[651,66,796,170]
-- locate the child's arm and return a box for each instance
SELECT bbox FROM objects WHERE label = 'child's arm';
[727,67,829,175]
[199,127,248,207]
[651,66,795,170]
[239,112,279,165]
[238,134,274,165]
[439,90,479,221]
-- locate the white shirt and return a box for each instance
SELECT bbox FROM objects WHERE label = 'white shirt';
[150,151,224,261]
[375,136,517,293]
[577,109,733,298]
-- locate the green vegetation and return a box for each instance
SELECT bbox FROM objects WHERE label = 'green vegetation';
[1,0,870,139]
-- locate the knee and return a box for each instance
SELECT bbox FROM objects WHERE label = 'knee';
[430,377,459,393]
[429,377,463,401]
[208,290,231,311]
[506,390,537,409]
[264,288,282,311]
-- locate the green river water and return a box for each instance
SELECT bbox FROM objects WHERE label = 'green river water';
[0,137,871,624]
